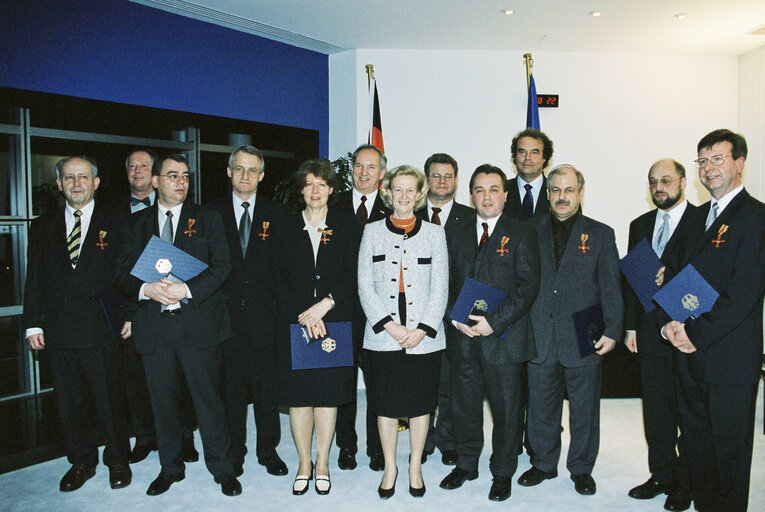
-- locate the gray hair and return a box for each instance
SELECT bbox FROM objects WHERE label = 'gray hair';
[352,144,387,171]
[55,156,98,179]
[228,145,265,172]
[547,164,584,190]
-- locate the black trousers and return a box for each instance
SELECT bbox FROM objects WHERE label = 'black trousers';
[141,315,233,479]
[122,337,156,446]
[48,338,131,467]
[674,371,757,512]
[639,353,688,485]
[450,339,522,477]
[425,351,454,453]
[220,339,281,461]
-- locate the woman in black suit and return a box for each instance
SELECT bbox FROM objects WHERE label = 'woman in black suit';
[271,160,360,496]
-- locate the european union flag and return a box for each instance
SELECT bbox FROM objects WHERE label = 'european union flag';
[526,73,540,129]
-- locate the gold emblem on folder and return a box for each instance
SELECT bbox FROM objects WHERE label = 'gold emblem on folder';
[472,299,489,313]
[321,338,336,353]
[681,294,699,312]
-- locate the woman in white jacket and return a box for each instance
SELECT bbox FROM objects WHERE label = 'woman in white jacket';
[358,165,448,499]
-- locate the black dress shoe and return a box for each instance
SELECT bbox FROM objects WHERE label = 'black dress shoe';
[129,443,156,464]
[233,457,244,478]
[489,476,512,501]
[629,477,672,499]
[182,436,199,463]
[439,467,479,490]
[441,450,457,466]
[146,472,184,496]
[369,452,385,472]
[518,466,557,487]
[337,447,357,470]
[59,464,96,492]
[215,473,242,496]
[259,452,288,476]
[377,467,398,499]
[409,483,426,497]
[571,473,596,495]
[664,484,692,511]
[108,463,132,489]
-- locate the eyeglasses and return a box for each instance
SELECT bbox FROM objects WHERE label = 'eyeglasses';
[694,154,731,169]
[429,174,454,181]
[648,176,681,189]
[159,173,191,182]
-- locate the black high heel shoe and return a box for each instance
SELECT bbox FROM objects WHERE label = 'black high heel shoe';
[292,462,313,495]
[409,482,426,497]
[378,466,398,499]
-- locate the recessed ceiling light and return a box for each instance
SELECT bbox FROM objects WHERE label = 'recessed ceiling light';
[590,11,603,17]
[502,9,515,15]
[674,13,687,20]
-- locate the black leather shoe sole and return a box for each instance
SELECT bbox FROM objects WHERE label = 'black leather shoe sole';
[108,464,132,489]
[216,475,242,496]
[571,474,596,495]
[518,467,557,487]
[260,454,288,476]
[664,487,692,511]
[439,469,479,490]
[488,478,512,502]
[629,478,672,499]
[146,473,184,496]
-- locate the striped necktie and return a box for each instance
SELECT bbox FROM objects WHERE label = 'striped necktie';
[67,209,83,266]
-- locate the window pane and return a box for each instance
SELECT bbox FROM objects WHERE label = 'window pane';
[0,225,24,307]
[0,134,18,216]
[0,315,29,397]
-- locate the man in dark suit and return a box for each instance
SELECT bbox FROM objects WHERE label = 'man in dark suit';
[624,159,695,511]
[418,152,472,466]
[24,156,132,491]
[519,165,622,496]
[115,154,241,497]
[662,129,764,512]
[333,144,390,471]
[439,165,540,502]
[123,149,199,465]
[503,128,552,220]
[207,145,288,478]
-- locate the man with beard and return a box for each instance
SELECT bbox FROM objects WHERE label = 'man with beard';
[624,159,695,511]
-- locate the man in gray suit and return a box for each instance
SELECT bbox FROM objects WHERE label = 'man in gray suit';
[518,164,622,496]
[439,164,540,502]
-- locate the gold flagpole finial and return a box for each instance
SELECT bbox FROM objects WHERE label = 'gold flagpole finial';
[365,64,374,89]
[523,53,533,89]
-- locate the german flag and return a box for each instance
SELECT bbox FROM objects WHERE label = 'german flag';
[368,77,384,153]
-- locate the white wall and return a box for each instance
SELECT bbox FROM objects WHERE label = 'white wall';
[739,46,765,200]
[329,49,741,254]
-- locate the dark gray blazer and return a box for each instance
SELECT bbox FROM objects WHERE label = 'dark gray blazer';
[445,212,540,365]
[529,213,623,368]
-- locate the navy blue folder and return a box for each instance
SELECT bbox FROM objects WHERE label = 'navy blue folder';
[450,277,508,324]
[572,303,605,358]
[652,264,719,322]
[130,235,208,283]
[100,292,129,338]
[290,322,354,370]
[619,238,663,313]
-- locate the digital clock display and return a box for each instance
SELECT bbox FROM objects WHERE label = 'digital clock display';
[537,94,559,108]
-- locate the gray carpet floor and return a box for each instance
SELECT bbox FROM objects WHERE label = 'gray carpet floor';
[2,389,763,512]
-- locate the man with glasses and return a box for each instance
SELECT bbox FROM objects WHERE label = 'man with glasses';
[417,152,472,466]
[208,145,288,479]
[623,159,695,511]
[115,154,241,497]
[661,129,764,512]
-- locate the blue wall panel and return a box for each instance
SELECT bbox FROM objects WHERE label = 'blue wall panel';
[0,0,329,155]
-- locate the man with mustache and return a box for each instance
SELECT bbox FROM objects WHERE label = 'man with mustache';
[519,165,622,497]
[623,159,695,511]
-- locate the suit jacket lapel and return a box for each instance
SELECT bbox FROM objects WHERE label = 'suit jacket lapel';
[174,203,195,251]
[694,191,747,256]
[538,215,556,272]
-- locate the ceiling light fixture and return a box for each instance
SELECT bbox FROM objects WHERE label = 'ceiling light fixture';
[502,9,515,15]
[590,11,603,17]
[674,13,687,20]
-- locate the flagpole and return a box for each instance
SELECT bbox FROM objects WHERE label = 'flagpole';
[523,53,533,89]
[365,64,374,89]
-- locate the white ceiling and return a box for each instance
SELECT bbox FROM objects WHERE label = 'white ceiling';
[134,0,765,56]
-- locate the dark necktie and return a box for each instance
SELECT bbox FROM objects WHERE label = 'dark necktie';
[478,222,489,251]
[431,207,442,225]
[356,195,368,227]
[67,209,82,266]
[239,201,251,256]
[161,211,174,243]
[130,196,152,207]
[521,183,534,220]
